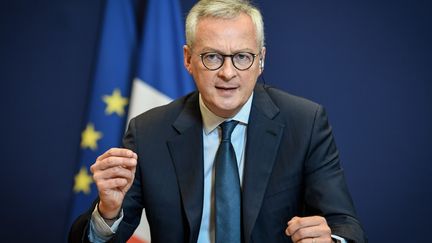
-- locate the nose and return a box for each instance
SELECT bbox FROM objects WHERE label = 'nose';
[217,57,237,81]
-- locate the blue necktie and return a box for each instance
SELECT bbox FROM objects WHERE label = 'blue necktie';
[215,120,241,243]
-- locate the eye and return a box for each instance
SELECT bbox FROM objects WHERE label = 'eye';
[234,53,253,64]
[203,53,222,63]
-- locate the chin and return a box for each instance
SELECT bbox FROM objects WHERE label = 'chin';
[215,104,241,117]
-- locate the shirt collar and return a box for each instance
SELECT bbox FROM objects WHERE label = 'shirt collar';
[199,93,253,135]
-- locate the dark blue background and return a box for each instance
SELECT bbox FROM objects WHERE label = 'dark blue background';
[1,0,431,242]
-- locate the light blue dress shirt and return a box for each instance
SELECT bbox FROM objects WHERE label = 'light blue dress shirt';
[196,93,253,243]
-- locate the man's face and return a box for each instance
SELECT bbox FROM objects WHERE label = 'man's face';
[184,13,265,118]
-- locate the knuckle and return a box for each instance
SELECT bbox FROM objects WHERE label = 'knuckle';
[319,216,327,223]
[296,219,304,228]
[115,178,126,186]
[90,164,95,173]
[292,235,301,243]
[296,228,306,238]
[92,172,99,181]
[106,157,116,167]
[124,149,131,156]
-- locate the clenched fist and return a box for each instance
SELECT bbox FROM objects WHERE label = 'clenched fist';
[285,216,332,243]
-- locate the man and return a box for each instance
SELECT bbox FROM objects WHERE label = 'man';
[70,0,366,242]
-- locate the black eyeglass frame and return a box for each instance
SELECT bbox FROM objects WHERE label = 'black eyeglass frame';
[199,52,259,71]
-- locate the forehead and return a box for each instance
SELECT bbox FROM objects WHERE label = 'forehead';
[194,13,258,52]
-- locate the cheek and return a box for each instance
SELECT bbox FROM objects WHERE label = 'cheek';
[193,74,213,94]
[241,74,259,91]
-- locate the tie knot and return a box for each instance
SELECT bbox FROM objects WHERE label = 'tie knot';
[220,120,239,141]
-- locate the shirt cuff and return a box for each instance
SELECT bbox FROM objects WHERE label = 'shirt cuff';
[331,234,347,243]
[88,204,123,242]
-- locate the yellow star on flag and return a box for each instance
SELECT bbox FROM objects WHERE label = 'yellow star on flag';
[102,88,128,116]
[81,123,103,150]
[73,166,93,194]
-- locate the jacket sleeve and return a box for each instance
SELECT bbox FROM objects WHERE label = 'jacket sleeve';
[303,105,367,243]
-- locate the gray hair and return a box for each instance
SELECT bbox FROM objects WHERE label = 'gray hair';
[185,0,265,49]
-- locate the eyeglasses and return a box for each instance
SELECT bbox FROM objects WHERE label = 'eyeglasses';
[199,52,258,71]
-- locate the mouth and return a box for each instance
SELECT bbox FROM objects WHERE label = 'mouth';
[215,86,238,97]
[215,86,238,91]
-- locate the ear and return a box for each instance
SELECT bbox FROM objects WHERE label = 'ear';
[183,45,193,74]
[259,46,266,74]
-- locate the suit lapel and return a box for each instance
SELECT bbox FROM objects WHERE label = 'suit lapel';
[167,93,204,243]
[242,85,285,243]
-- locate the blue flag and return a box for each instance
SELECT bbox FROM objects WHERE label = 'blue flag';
[127,1,194,242]
[69,0,194,242]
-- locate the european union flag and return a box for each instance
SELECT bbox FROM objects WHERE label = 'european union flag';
[69,0,137,228]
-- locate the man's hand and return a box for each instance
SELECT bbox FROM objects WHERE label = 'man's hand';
[90,148,137,219]
[285,216,332,243]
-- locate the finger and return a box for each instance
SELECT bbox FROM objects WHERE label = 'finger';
[96,178,129,192]
[296,238,319,243]
[97,148,137,161]
[287,219,331,243]
[286,216,324,236]
[93,166,134,182]
[287,217,314,236]
[92,156,137,172]
[289,226,320,243]
[287,216,300,227]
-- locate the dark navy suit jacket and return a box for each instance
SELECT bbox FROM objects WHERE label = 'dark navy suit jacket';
[69,84,366,243]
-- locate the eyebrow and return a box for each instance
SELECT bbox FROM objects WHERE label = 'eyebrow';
[200,47,256,54]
